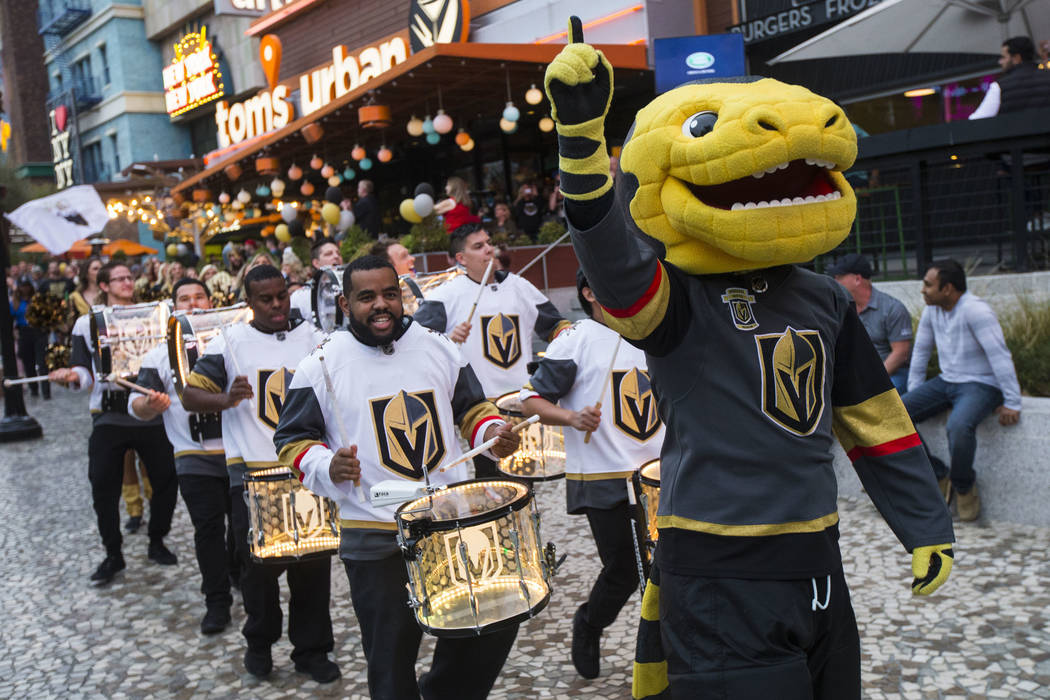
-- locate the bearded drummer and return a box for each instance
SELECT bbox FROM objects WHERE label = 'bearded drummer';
[274,255,521,700]
[126,278,235,635]
[290,238,343,326]
[49,261,179,586]
[179,265,338,683]
[414,223,571,477]
[521,270,665,680]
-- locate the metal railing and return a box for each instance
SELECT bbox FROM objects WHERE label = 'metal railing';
[38,0,91,36]
[72,76,102,110]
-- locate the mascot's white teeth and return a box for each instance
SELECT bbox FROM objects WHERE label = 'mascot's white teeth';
[730,191,842,210]
[751,159,835,179]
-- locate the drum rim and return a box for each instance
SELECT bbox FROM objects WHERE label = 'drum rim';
[416,588,551,638]
[638,459,661,487]
[494,391,525,418]
[243,467,298,482]
[167,314,194,397]
[248,549,336,565]
[495,468,566,482]
[395,477,532,531]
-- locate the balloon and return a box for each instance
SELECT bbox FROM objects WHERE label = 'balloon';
[289,218,305,237]
[281,206,297,223]
[166,243,178,257]
[325,186,343,204]
[414,182,435,198]
[400,198,423,223]
[322,202,340,226]
[413,193,434,218]
[337,209,355,231]
[274,223,291,242]
[359,158,373,170]
[176,243,189,256]
[426,132,440,145]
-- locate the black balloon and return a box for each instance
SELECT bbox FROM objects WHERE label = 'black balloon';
[325,186,343,204]
[414,182,435,198]
[289,218,306,238]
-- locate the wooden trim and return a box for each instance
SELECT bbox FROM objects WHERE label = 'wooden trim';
[471,0,517,17]
[693,0,708,35]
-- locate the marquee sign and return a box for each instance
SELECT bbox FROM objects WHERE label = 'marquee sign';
[164,28,225,117]
[49,104,77,189]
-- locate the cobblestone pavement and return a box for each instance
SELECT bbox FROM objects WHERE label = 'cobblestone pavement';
[2,390,1049,699]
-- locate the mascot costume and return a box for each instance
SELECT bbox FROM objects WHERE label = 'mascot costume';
[545,18,956,700]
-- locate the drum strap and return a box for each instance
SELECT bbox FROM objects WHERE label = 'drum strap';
[100,389,130,414]
[189,412,223,442]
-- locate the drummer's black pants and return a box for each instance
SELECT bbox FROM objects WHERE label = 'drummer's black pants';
[87,421,177,556]
[230,485,334,661]
[473,454,501,479]
[178,474,234,611]
[582,503,640,629]
[343,553,519,700]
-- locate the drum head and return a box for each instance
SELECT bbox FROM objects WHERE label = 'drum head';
[639,459,661,486]
[495,392,524,417]
[397,479,530,530]
[92,301,171,378]
[312,266,345,332]
[168,303,251,396]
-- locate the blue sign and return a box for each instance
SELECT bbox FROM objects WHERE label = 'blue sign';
[653,34,747,94]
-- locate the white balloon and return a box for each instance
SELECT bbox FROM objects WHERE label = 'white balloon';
[281,206,297,223]
[412,193,435,218]
[176,243,189,256]
[338,209,355,231]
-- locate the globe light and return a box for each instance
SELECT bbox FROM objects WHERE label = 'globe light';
[433,109,453,134]
[460,138,475,152]
[426,132,441,145]
[525,84,543,105]
[499,118,517,133]
[502,102,520,122]
[422,115,435,134]
[406,115,425,137]
[539,117,555,132]
[359,157,373,170]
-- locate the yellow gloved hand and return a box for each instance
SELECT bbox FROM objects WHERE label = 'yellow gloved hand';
[911,544,954,595]
[543,16,614,202]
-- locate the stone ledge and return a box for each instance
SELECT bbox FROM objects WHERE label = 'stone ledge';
[833,396,1050,527]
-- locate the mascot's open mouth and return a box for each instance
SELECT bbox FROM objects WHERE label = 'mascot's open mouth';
[685,159,841,211]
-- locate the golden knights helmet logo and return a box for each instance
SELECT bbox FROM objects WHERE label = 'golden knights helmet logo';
[611,368,662,441]
[258,368,294,430]
[443,522,502,585]
[370,390,446,479]
[481,313,521,369]
[720,287,758,331]
[755,327,826,436]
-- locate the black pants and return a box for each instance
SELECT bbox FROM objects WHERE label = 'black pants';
[473,454,501,479]
[343,553,519,700]
[230,485,334,661]
[16,326,48,397]
[178,473,234,610]
[87,422,177,556]
[659,567,860,700]
[582,503,640,629]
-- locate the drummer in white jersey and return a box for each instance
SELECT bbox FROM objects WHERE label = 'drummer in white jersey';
[520,269,665,681]
[414,223,571,477]
[180,265,338,683]
[49,261,179,586]
[290,238,343,325]
[274,255,522,700]
[127,278,235,635]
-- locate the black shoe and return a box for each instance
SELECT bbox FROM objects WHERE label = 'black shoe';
[125,515,142,533]
[200,606,231,635]
[89,554,126,586]
[294,655,341,684]
[147,540,177,566]
[571,605,601,679]
[244,649,273,678]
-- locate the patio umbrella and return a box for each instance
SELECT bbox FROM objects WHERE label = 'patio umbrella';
[102,239,158,256]
[19,239,93,257]
[769,0,1049,64]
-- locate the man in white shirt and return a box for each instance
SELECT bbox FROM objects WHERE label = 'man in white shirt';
[289,238,343,325]
[903,260,1021,521]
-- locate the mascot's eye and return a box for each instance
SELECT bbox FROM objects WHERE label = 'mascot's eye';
[681,111,718,138]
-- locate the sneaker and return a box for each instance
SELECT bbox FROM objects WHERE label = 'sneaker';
[89,554,126,586]
[294,654,341,684]
[200,606,231,635]
[244,649,273,678]
[571,605,601,679]
[125,515,143,533]
[937,477,951,504]
[147,540,177,566]
[956,486,981,521]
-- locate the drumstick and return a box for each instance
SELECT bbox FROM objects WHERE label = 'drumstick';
[318,355,366,503]
[4,375,53,387]
[438,415,538,473]
[584,336,622,444]
[110,376,160,396]
[462,258,495,330]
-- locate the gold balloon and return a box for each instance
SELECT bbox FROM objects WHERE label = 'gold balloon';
[400,198,423,223]
[166,243,179,257]
[274,223,292,242]
[322,202,340,226]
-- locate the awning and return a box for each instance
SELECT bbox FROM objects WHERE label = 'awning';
[173,41,648,196]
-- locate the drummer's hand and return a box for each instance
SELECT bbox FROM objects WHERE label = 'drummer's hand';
[486,422,520,459]
[145,389,171,413]
[570,405,601,432]
[449,322,472,344]
[49,368,79,387]
[329,446,361,484]
[225,375,253,407]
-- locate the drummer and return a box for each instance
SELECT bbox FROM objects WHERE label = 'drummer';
[126,278,235,635]
[520,269,665,680]
[180,265,338,683]
[414,223,571,477]
[48,261,180,586]
[274,255,522,700]
[290,238,343,325]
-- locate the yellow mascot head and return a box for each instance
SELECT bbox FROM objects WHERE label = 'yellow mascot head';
[618,77,858,275]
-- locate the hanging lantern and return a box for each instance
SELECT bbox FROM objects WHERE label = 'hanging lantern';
[310,154,324,170]
[288,164,303,180]
[231,200,244,210]
[256,185,271,198]
[218,191,231,204]
[237,189,252,203]
[224,163,243,181]
[455,129,471,146]
[422,115,435,134]
[433,109,453,134]
[406,115,424,137]
[359,157,373,170]
[499,118,517,133]
[377,145,393,163]
[525,84,543,105]
[328,174,343,187]
[460,138,475,152]
[301,123,324,144]
[539,117,555,133]
[343,166,356,180]
[359,103,392,129]
[321,163,335,178]
[351,144,366,161]
[255,156,280,175]
[300,181,315,196]
[426,132,440,145]
[270,178,286,197]
[503,101,520,122]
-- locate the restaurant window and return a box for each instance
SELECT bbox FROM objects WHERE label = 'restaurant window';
[83,141,106,183]
[98,43,110,85]
[109,133,119,173]
[843,73,997,135]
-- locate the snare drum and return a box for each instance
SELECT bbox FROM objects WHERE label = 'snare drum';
[90,301,171,378]
[396,479,552,637]
[167,303,252,396]
[243,467,340,563]
[630,459,660,580]
[494,392,566,481]
[311,265,345,332]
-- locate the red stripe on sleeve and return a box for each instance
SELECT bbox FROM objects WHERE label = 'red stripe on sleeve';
[602,265,663,319]
[293,442,328,480]
[846,433,921,462]
[471,416,501,447]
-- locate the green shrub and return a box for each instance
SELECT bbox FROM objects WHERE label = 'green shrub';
[338,224,371,261]
[409,215,448,252]
[1002,298,1050,397]
[290,237,311,266]
[537,219,567,244]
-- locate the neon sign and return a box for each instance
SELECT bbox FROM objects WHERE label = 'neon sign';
[164,28,225,117]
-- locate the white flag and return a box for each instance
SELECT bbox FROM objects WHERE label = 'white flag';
[4,185,109,255]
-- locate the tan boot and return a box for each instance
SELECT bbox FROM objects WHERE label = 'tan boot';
[937,476,952,504]
[956,486,981,521]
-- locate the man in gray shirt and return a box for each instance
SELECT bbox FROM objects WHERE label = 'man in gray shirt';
[828,254,913,394]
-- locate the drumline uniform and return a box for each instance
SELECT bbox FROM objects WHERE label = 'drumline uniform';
[520,318,664,633]
[69,313,179,567]
[185,318,335,668]
[129,344,236,617]
[289,284,313,326]
[274,320,518,700]
[414,270,571,477]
